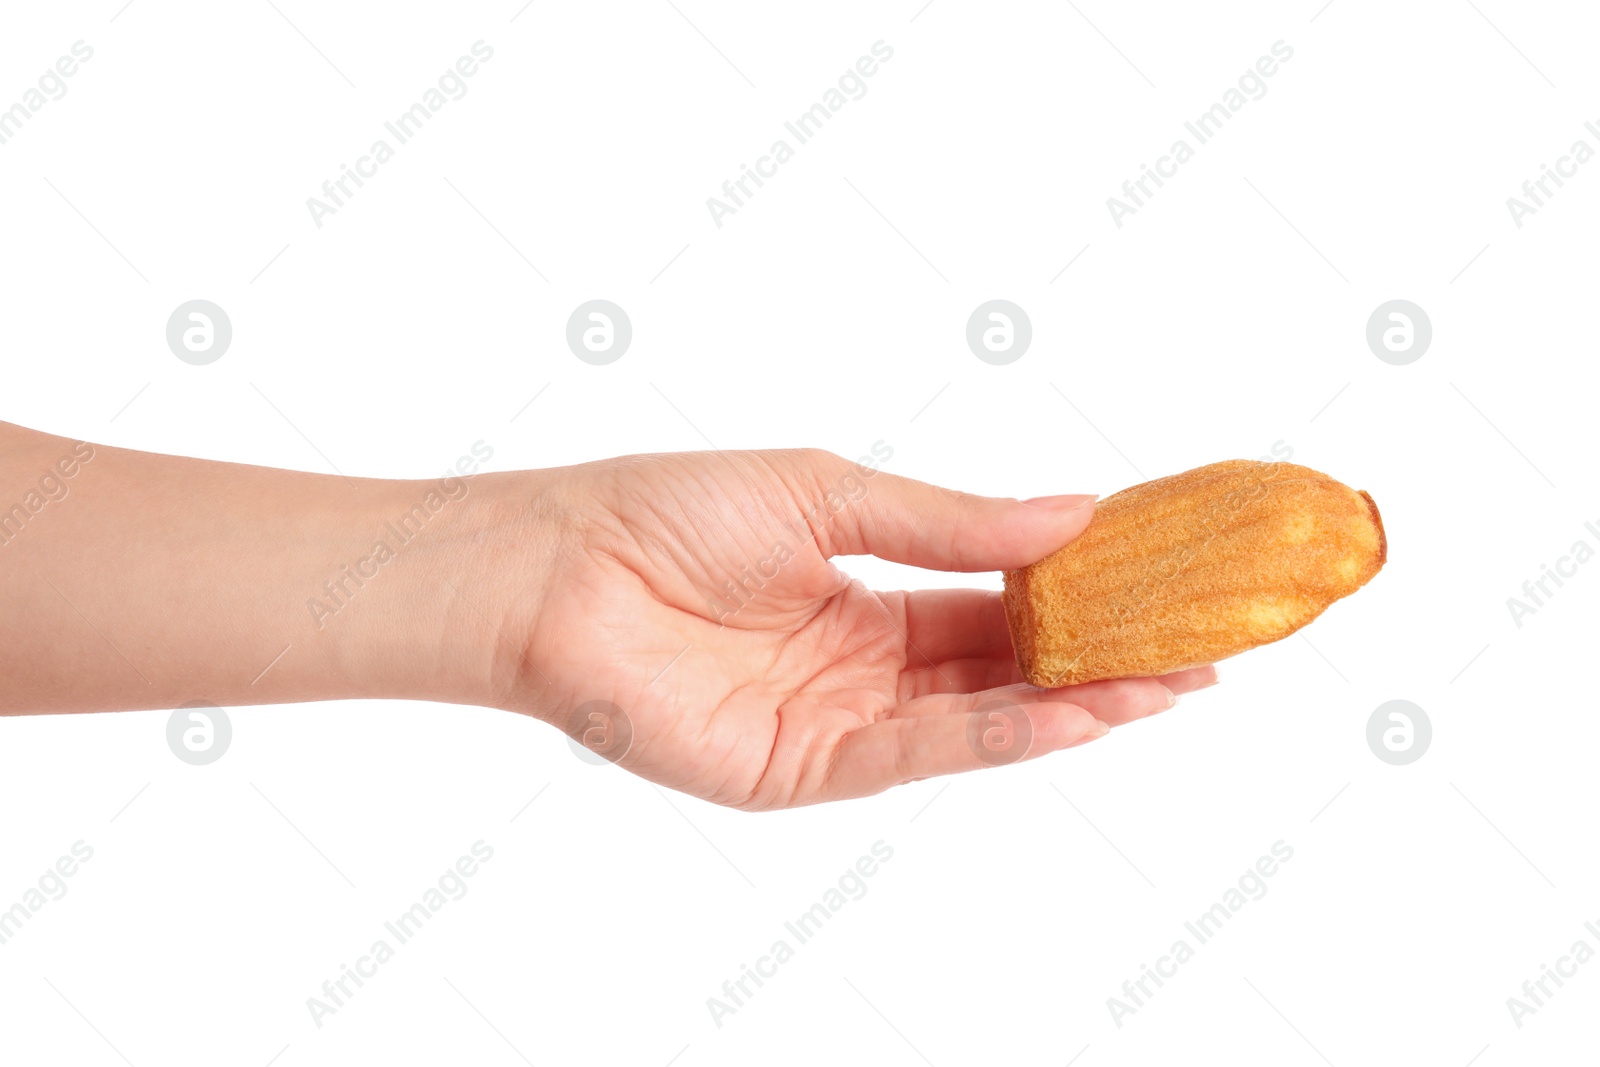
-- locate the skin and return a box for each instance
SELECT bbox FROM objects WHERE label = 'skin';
[0,421,1216,809]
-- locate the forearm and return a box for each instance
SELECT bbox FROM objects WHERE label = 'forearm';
[0,421,547,714]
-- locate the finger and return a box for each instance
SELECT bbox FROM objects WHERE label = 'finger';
[891,680,1062,713]
[1156,664,1219,696]
[899,659,1218,710]
[824,700,1107,801]
[816,462,1096,572]
[900,657,1026,700]
[901,589,1012,667]
[894,674,1180,729]
[1028,665,1218,725]
[1027,676,1179,726]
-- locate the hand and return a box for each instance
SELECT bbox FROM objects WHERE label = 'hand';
[0,423,1214,807]
[499,449,1217,809]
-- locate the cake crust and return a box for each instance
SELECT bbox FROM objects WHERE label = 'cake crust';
[1003,460,1386,688]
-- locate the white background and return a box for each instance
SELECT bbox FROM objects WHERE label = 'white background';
[2,1,1597,1063]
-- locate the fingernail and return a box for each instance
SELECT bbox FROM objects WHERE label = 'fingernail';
[1159,684,1178,711]
[1022,493,1096,512]
[1063,716,1111,750]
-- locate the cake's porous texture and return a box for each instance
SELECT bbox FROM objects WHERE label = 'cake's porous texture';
[1003,460,1386,687]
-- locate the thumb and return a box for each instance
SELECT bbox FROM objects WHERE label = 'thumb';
[826,466,1096,572]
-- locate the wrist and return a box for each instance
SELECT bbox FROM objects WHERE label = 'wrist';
[332,468,560,712]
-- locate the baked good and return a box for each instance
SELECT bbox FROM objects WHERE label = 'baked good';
[1003,460,1386,687]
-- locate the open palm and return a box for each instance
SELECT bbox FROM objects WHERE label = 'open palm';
[508,449,1215,809]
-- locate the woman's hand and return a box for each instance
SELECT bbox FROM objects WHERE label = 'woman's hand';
[499,449,1216,809]
[0,422,1213,809]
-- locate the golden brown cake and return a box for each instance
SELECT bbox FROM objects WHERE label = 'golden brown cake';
[1003,460,1386,687]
